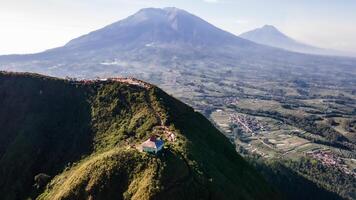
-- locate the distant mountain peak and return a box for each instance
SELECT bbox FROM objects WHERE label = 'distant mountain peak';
[135,7,186,16]
[261,24,278,30]
[250,25,289,38]
[259,25,286,35]
[137,7,184,13]
[64,7,250,49]
[239,25,345,56]
[163,7,185,13]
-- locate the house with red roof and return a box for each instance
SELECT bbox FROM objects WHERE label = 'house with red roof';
[141,135,164,154]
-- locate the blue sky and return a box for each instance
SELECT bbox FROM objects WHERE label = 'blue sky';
[0,0,355,54]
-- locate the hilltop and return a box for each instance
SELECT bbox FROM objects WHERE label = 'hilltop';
[0,72,277,200]
[0,7,355,200]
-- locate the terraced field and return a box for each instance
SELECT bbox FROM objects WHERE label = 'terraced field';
[154,63,356,199]
[202,75,356,199]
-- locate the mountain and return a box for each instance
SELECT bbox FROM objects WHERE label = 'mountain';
[64,7,252,50]
[239,25,349,56]
[0,7,286,78]
[0,7,354,79]
[0,8,355,199]
[0,71,278,200]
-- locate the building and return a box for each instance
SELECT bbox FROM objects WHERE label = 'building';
[141,135,164,154]
[167,132,176,142]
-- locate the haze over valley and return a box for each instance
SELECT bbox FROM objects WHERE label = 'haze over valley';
[0,3,355,200]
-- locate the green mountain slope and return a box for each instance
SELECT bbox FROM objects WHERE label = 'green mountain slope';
[0,72,277,200]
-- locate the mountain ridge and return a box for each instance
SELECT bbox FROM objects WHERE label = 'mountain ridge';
[0,71,278,200]
[0,7,355,200]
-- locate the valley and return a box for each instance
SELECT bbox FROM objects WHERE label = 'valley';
[170,66,356,199]
[0,7,355,200]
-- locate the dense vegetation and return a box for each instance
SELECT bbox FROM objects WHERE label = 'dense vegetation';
[0,72,277,200]
[286,157,356,199]
[247,157,345,200]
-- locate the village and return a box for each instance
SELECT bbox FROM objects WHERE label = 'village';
[229,112,266,136]
[211,108,356,178]
[306,149,356,176]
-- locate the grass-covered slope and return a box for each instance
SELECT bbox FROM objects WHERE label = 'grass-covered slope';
[0,72,277,200]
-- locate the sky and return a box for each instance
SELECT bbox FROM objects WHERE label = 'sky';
[0,0,356,55]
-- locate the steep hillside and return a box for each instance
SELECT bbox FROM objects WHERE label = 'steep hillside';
[0,72,277,200]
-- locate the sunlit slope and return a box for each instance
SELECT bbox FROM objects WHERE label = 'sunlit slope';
[0,72,277,200]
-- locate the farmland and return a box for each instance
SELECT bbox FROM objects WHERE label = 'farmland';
[147,62,356,199]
